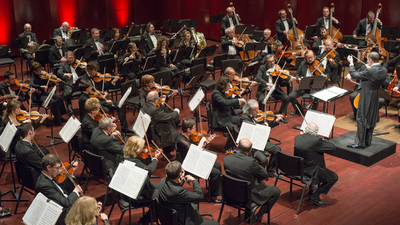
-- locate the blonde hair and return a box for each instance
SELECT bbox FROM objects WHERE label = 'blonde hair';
[65,196,97,225]
[2,100,21,121]
[84,97,100,113]
[123,136,145,158]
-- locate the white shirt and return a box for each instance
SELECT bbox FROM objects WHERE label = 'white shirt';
[60,27,67,39]
[228,17,234,29]
[283,20,289,32]
[94,39,104,55]
[42,172,79,198]
[6,84,16,96]
[365,19,372,35]
[150,34,157,49]
[227,39,237,55]
[324,17,329,29]
[306,68,313,77]
[70,65,79,83]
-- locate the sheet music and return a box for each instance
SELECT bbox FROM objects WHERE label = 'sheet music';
[132,110,151,138]
[109,163,148,199]
[311,86,348,102]
[188,88,205,111]
[43,86,56,108]
[22,192,63,225]
[118,87,132,108]
[122,159,136,168]
[0,122,17,153]
[182,144,217,180]
[300,109,336,138]
[237,122,271,151]
[59,116,81,143]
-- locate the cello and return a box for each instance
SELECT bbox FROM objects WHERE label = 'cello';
[366,3,387,48]
[387,69,400,98]
[286,4,308,67]
[327,3,343,43]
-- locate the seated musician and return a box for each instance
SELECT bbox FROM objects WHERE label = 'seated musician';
[90,117,123,173]
[179,30,195,67]
[176,118,221,202]
[141,22,158,56]
[225,66,256,100]
[155,161,219,225]
[272,41,294,94]
[392,84,400,128]
[29,62,67,126]
[122,136,162,224]
[316,38,340,85]
[36,154,82,225]
[252,29,272,63]
[49,37,67,68]
[107,28,120,52]
[312,27,329,55]
[353,11,382,47]
[139,74,178,110]
[275,9,297,44]
[53,22,70,42]
[18,23,39,65]
[0,71,27,110]
[142,91,180,159]
[224,138,281,223]
[384,55,400,128]
[241,99,283,178]
[65,196,109,225]
[211,77,245,152]
[85,28,107,59]
[81,97,100,151]
[57,51,85,114]
[15,123,50,176]
[221,28,243,72]
[118,42,141,80]
[256,54,294,121]
[315,7,341,31]
[155,36,180,77]
[221,6,240,36]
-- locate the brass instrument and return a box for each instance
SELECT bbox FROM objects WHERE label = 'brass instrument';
[190,27,207,49]
[20,41,37,55]
[67,27,79,38]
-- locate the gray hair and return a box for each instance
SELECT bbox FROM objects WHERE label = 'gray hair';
[264,54,274,62]
[304,122,319,136]
[224,67,235,75]
[24,23,31,30]
[264,28,271,33]
[225,28,233,35]
[147,91,159,103]
[91,28,99,34]
[243,99,258,115]
[62,22,69,27]
[99,117,113,130]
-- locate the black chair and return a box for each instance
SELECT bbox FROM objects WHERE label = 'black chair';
[14,161,38,214]
[120,80,140,115]
[273,151,313,214]
[218,174,268,225]
[207,54,227,80]
[68,135,83,162]
[0,45,17,75]
[81,150,110,194]
[220,59,239,77]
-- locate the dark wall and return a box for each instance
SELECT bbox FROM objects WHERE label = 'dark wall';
[1,0,398,46]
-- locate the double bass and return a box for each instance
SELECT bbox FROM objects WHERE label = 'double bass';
[366,3,387,48]
[286,4,308,67]
[327,3,343,42]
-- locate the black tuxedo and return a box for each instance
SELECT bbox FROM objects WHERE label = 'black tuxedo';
[18,31,38,65]
[221,36,241,56]
[221,14,240,36]
[49,44,66,66]
[90,127,123,172]
[315,16,341,30]
[15,140,49,174]
[53,27,68,42]
[383,55,400,72]
[353,18,382,47]
[317,50,341,84]
[312,36,325,55]
[85,37,107,59]
[252,37,272,63]
[57,61,84,105]
[275,18,294,43]
[81,114,98,151]
[211,89,240,130]
[141,33,159,56]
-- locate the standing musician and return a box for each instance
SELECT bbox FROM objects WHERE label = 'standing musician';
[36,154,82,225]
[176,118,222,201]
[221,28,243,71]
[81,97,100,151]
[315,7,341,31]
[353,11,382,47]
[85,28,107,58]
[253,29,273,63]
[30,62,68,126]
[49,37,67,68]
[155,36,180,77]
[256,54,294,121]
[57,51,85,114]
[312,27,330,55]
[118,42,141,80]
[53,22,70,42]
[18,23,39,65]
[221,6,241,36]
[345,52,387,148]
[316,38,340,85]
[275,9,297,44]
[141,22,158,56]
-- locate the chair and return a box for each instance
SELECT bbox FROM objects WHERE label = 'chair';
[207,54,227,80]
[0,45,17,75]
[14,161,38,214]
[120,80,140,115]
[34,48,50,71]
[68,135,83,162]
[81,150,110,194]
[220,59,239,77]
[218,174,268,225]
[273,151,313,214]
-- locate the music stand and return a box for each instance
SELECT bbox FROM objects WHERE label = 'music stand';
[336,47,360,87]
[253,30,264,41]
[70,30,81,43]
[169,38,182,48]
[298,76,326,90]
[210,13,225,52]
[381,26,400,55]
[305,25,318,40]
[43,87,64,146]
[109,39,124,54]
[179,19,198,28]
[129,25,141,37]
[244,42,266,53]
[197,45,217,58]
[142,55,157,71]
[234,24,255,36]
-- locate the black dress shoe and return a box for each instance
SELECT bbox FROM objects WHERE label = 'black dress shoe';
[350,116,356,120]
[290,111,300,115]
[395,124,400,129]
[122,128,134,133]
[280,118,288,123]
[347,144,365,149]
[308,198,327,206]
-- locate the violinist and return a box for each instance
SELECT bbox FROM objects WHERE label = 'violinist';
[275,9,297,44]
[118,42,141,80]
[353,11,382,47]
[316,38,340,85]
[155,36,180,77]
[252,29,272,63]
[355,35,380,71]
[312,27,329,55]
[122,136,162,224]
[176,119,222,201]
[81,97,101,151]
[138,74,178,109]
[30,62,68,126]
[272,40,293,68]
[221,28,243,71]
[255,54,293,122]
[315,7,341,31]
[107,28,121,56]
[57,51,85,113]
[0,71,27,108]
[49,37,67,68]
[141,22,158,56]
[225,67,256,99]
[85,28,106,59]
[221,6,240,36]
[36,154,82,225]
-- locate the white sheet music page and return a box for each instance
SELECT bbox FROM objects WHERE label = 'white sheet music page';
[109,163,148,199]
[22,192,63,225]
[132,110,151,138]
[300,109,336,138]
[118,86,132,108]
[0,122,17,153]
[43,86,56,108]
[59,116,81,143]
[188,88,205,111]
[182,144,216,180]
[237,122,270,151]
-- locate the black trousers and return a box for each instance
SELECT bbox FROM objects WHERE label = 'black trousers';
[310,168,338,199]
[37,93,67,122]
[102,101,129,130]
[259,89,290,115]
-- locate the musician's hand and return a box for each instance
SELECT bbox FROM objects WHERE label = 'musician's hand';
[353,34,357,39]
[345,73,351,80]
[393,87,399,92]
[41,86,48,91]
[185,175,195,184]
[65,73,72,78]
[171,89,178,97]
[329,58,335,64]
[207,133,217,143]
[296,78,301,83]
[377,18,382,25]
[266,83,274,88]
[336,43,343,47]
[106,99,113,105]
[56,78,62,83]
[124,57,129,62]
[96,202,102,216]
[293,18,298,23]
[264,122,269,127]
[60,57,67,63]
[396,38,400,42]
[290,76,297,82]
[347,55,354,64]
[40,114,48,123]
[100,43,104,49]
[331,16,338,23]
[239,88,245,96]
[66,37,70,40]
[236,13,240,20]
[100,213,108,221]
[169,64,175,68]
[232,38,237,45]
[72,161,79,171]
[283,31,288,35]
[250,81,257,87]
[239,98,246,104]
[23,119,32,123]
[312,36,318,40]
[276,114,284,122]
[28,43,35,48]
[74,185,83,195]
[154,149,162,159]
[111,116,117,122]
[114,54,117,59]
[112,76,119,83]
[14,96,19,101]
[161,95,167,103]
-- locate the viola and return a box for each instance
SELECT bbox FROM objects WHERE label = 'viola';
[277,50,293,58]
[266,37,275,47]
[270,65,293,80]
[152,84,177,94]
[138,146,156,160]
[254,110,277,122]
[225,86,241,97]
[93,72,123,82]
[89,90,106,100]
[10,80,31,92]
[231,75,253,86]
[54,156,81,183]
[71,59,86,69]
[94,111,110,122]
[16,110,51,122]
[308,60,325,76]
[40,71,67,84]
[325,50,337,65]
[0,95,15,104]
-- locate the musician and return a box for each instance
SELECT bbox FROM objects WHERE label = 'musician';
[0,71,28,109]
[345,52,387,148]
[141,22,158,56]
[81,97,100,151]
[65,196,109,225]
[107,28,120,52]
[224,138,281,223]
[315,7,341,31]
[18,23,39,65]
[312,27,329,55]
[142,91,180,158]
[36,154,82,225]
[85,28,106,58]
[256,54,294,120]
[294,122,338,206]
[393,83,400,128]
[53,22,70,42]
[118,42,141,80]
[275,9,297,44]
[30,62,68,126]
[353,11,382,47]
[155,36,180,77]
[225,67,256,100]
[155,161,219,225]
[179,30,195,67]
[221,28,243,71]
[221,6,241,36]
[139,74,178,109]
[15,123,50,175]
[49,37,67,68]
[57,51,85,113]
[383,53,400,74]
[253,29,273,63]
[240,99,283,177]
[316,38,340,85]
[176,119,221,201]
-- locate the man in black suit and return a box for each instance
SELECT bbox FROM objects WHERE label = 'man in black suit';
[294,122,338,206]
[221,28,243,71]
[221,6,241,36]
[345,52,387,148]
[18,23,39,65]
[85,28,106,59]
[252,29,272,63]
[49,37,67,68]
[36,154,82,225]
[315,7,341,31]
[142,91,180,158]
[0,71,27,111]
[53,22,69,42]
[155,161,219,225]
[140,22,158,56]
[90,117,124,172]
[224,138,281,223]
[275,9,297,44]
[353,11,382,47]
[312,27,329,55]
[316,39,340,85]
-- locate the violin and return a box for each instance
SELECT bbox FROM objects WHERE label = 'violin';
[93,72,123,82]
[190,130,209,143]
[308,60,325,76]
[270,65,293,80]
[89,90,106,99]
[10,80,31,92]
[225,86,241,97]
[151,84,178,94]
[266,37,275,47]
[231,75,252,86]
[39,71,67,84]
[387,71,400,98]
[254,110,277,122]
[94,111,110,122]
[54,156,81,183]
[325,50,337,65]
[138,145,156,160]
[16,110,51,122]
[71,59,87,69]
[0,95,15,104]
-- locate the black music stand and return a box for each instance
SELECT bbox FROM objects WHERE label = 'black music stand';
[142,55,157,72]
[169,38,182,48]
[179,19,198,28]
[298,76,326,90]
[129,25,141,37]
[305,25,318,40]
[70,30,81,43]
[381,26,400,55]
[234,24,255,36]
[253,30,264,42]
[336,47,360,87]
[197,45,217,58]
[244,42,266,53]
[210,13,225,48]
[109,39,124,54]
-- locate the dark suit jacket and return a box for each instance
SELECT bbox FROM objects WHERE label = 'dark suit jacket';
[221,14,240,36]
[0,81,12,95]
[141,33,159,56]
[90,127,123,171]
[353,18,382,36]
[221,36,241,56]
[156,177,203,225]
[53,27,68,42]
[312,36,324,55]
[49,44,66,66]
[18,32,39,48]
[294,133,335,184]
[383,55,400,69]
[85,37,107,55]
[315,16,341,30]
[56,61,85,85]
[211,89,239,129]
[255,64,289,102]
[15,140,49,174]
[317,50,341,84]
[81,114,98,151]
[294,61,312,79]
[275,18,294,43]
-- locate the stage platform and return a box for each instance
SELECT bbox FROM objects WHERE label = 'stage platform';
[328,131,396,166]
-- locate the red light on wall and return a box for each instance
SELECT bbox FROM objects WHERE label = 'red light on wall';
[111,0,130,27]
[0,0,12,45]
[54,0,78,27]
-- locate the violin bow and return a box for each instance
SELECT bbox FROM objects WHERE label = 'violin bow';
[28,87,32,121]
[32,140,46,157]
[151,140,170,163]
[295,104,309,125]
[226,126,238,147]
[102,67,106,93]
[141,116,153,159]
[276,46,288,67]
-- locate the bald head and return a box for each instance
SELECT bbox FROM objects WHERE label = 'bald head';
[238,138,252,154]
[304,122,319,136]
[147,91,159,104]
